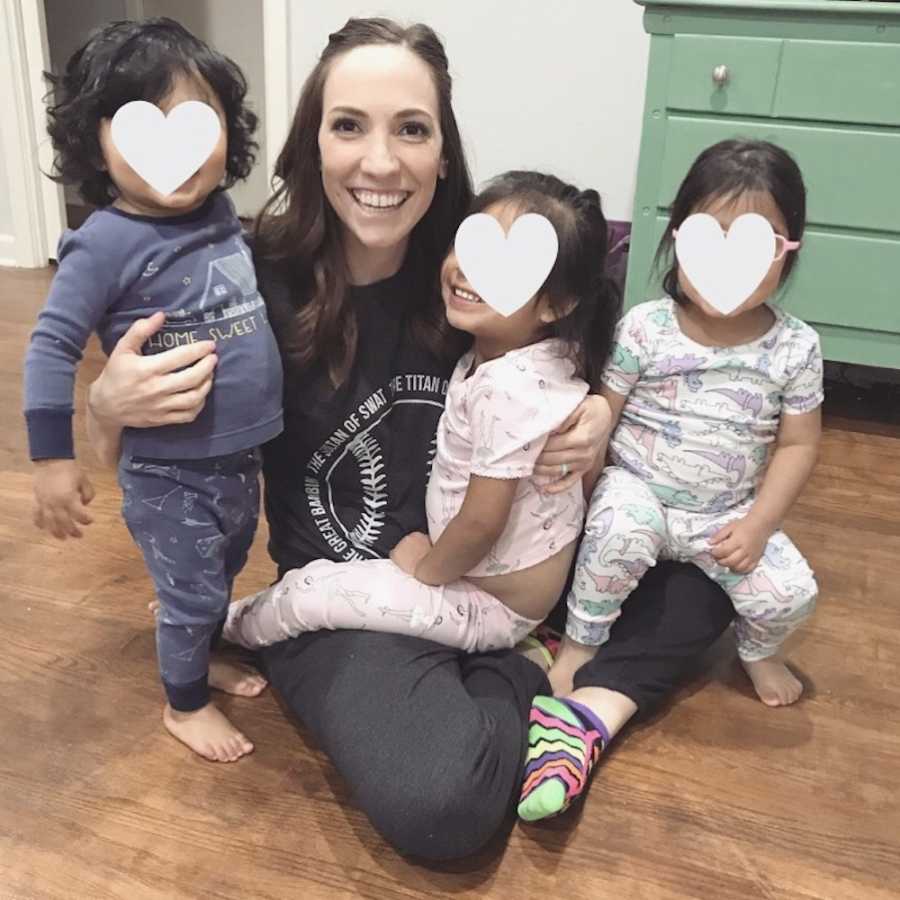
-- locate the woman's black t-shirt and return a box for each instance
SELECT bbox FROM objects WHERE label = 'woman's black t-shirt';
[257,259,454,578]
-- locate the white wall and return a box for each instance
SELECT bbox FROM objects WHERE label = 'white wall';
[288,0,650,221]
[142,0,268,217]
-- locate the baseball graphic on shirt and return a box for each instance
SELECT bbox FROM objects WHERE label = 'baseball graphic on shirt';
[675,212,778,315]
[306,378,446,562]
[454,213,559,317]
[110,100,221,196]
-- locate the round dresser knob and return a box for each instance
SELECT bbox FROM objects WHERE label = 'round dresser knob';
[712,64,730,86]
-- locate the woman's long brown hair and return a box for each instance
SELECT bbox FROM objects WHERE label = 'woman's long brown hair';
[253,18,473,388]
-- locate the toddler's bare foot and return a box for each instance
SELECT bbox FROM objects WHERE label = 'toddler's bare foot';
[209,659,267,697]
[547,636,598,697]
[742,657,803,707]
[162,702,254,762]
[547,667,575,697]
[147,603,265,696]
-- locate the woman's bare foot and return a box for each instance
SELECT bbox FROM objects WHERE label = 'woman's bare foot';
[742,656,804,707]
[208,659,267,697]
[162,702,254,762]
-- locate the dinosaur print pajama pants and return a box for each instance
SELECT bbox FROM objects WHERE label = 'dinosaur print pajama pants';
[565,467,818,661]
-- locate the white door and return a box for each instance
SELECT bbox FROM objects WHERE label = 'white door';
[0,0,64,267]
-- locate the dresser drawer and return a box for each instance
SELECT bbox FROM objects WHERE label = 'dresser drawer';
[774,41,900,127]
[668,35,782,115]
[659,117,900,234]
[782,231,900,335]
[647,217,900,336]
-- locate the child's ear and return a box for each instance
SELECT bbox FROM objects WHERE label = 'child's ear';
[538,294,577,324]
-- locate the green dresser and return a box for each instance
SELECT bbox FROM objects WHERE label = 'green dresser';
[626,0,900,369]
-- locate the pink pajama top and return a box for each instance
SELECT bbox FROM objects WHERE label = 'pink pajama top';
[425,338,589,577]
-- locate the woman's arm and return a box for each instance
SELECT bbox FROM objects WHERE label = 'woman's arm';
[579,386,627,499]
[412,476,519,586]
[534,392,617,495]
[86,312,218,466]
[711,407,821,573]
[533,395,608,491]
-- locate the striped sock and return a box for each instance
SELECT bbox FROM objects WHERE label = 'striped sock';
[517,696,610,822]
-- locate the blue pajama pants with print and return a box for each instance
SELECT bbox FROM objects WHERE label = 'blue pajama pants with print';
[118,449,261,711]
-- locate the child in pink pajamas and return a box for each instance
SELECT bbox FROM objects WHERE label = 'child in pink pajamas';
[223,171,620,654]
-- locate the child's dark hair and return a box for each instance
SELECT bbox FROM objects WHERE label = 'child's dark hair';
[656,139,807,305]
[471,171,621,392]
[45,17,258,207]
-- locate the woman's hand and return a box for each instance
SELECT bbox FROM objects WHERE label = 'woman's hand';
[86,313,218,465]
[390,532,433,577]
[534,394,613,494]
[89,312,218,428]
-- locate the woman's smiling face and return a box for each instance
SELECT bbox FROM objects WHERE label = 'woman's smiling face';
[318,44,446,266]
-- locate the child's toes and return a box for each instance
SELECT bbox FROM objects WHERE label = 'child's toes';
[742,657,803,707]
[209,660,267,697]
[227,735,252,761]
[238,674,267,697]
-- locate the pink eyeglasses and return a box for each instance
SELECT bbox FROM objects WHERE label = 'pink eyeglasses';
[771,234,802,261]
[672,226,801,262]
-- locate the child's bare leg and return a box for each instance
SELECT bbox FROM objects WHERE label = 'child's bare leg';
[741,656,803,707]
[547,635,598,696]
[693,524,816,708]
[162,702,254,762]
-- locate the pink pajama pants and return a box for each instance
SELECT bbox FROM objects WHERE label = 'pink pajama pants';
[223,558,542,654]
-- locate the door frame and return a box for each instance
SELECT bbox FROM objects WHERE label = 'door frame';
[0,0,59,267]
[262,0,291,193]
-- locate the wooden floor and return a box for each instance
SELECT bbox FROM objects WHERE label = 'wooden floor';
[2,265,899,900]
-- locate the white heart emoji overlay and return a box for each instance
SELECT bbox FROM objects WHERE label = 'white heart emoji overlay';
[454,213,559,317]
[674,212,777,315]
[110,100,221,197]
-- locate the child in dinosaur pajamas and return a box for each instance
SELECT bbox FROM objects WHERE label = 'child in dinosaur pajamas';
[550,139,823,714]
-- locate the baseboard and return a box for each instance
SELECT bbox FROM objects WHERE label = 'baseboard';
[0,233,15,267]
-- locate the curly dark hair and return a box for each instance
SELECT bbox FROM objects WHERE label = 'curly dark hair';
[45,17,258,207]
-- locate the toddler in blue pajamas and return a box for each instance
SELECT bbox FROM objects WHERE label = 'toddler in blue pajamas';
[24,20,281,761]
